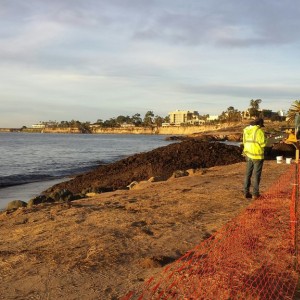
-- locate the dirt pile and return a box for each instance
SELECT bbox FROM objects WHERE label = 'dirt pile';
[44,140,244,196]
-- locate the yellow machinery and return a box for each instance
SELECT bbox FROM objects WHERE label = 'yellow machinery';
[266,125,300,163]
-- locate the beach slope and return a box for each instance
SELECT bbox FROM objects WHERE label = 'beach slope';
[0,158,291,299]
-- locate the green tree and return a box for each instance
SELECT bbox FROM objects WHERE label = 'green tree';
[96,119,103,126]
[154,115,164,126]
[102,118,118,127]
[80,121,91,133]
[131,113,142,126]
[199,114,210,122]
[249,99,262,118]
[218,107,241,123]
[163,115,170,123]
[116,115,128,125]
[59,121,70,127]
[143,111,154,126]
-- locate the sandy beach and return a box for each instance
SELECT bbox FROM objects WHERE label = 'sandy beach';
[0,158,291,299]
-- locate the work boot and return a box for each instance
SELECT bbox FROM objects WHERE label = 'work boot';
[252,194,260,200]
[244,192,252,199]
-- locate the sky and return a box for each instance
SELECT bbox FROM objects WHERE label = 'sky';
[1,0,300,127]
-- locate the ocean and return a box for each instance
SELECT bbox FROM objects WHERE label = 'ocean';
[0,132,175,210]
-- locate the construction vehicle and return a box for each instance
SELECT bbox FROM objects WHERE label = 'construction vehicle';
[266,128,298,147]
[265,115,300,161]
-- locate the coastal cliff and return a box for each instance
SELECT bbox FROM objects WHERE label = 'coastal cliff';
[91,123,236,135]
[0,122,243,135]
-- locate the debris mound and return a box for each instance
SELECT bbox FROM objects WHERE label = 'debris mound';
[44,140,244,195]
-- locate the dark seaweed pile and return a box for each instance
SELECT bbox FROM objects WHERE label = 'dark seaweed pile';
[44,140,244,195]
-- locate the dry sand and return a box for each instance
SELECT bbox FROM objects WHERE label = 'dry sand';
[0,160,291,300]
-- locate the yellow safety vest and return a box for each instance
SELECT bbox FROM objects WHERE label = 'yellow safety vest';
[243,125,266,160]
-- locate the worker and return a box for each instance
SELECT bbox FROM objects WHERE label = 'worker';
[242,118,266,200]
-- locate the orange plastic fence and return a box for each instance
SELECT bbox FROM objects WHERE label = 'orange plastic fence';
[123,164,299,300]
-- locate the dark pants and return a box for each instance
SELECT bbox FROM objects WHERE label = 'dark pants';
[243,158,264,196]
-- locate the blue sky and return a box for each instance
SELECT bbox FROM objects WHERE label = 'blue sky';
[1,0,300,127]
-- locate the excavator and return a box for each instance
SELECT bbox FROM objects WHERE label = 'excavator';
[265,116,300,161]
[266,128,298,147]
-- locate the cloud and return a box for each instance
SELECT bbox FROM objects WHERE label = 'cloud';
[0,20,66,66]
[3,0,300,50]
[179,83,300,98]
[133,0,300,47]
[0,0,299,127]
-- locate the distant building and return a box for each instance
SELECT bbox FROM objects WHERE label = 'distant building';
[169,110,200,125]
[120,123,135,128]
[278,110,286,117]
[32,121,58,128]
[89,123,101,128]
[242,109,251,119]
[31,123,46,129]
[207,115,218,121]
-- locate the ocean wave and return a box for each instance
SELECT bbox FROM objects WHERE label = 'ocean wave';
[0,164,102,188]
[0,174,57,188]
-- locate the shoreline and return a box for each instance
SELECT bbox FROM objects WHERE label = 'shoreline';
[1,121,292,212]
[1,134,175,210]
[0,140,241,211]
[0,178,70,210]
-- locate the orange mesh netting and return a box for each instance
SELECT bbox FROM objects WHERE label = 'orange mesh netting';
[122,164,300,300]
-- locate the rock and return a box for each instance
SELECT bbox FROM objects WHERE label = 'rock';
[86,192,98,197]
[130,181,151,190]
[49,189,73,202]
[27,195,54,207]
[90,186,114,193]
[172,170,189,178]
[214,134,226,141]
[165,136,187,141]
[49,189,84,202]
[187,168,207,175]
[127,181,139,190]
[27,190,83,207]
[196,134,217,141]
[6,200,27,211]
[148,176,163,182]
[186,169,196,175]
[197,168,207,175]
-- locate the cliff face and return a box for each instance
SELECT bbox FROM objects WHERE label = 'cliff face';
[20,127,82,134]
[91,127,156,134]
[1,122,244,135]
[157,125,222,135]
[43,128,82,133]
[0,128,20,132]
[92,124,235,135]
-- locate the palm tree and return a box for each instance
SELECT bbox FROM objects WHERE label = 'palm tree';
[249,99,262,118]
[286,100,300,123]
[250,99,261,110]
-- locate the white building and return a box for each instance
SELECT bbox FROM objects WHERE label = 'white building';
[31,123,46,129]
[207,115,218,121]
[169,110,200,125]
